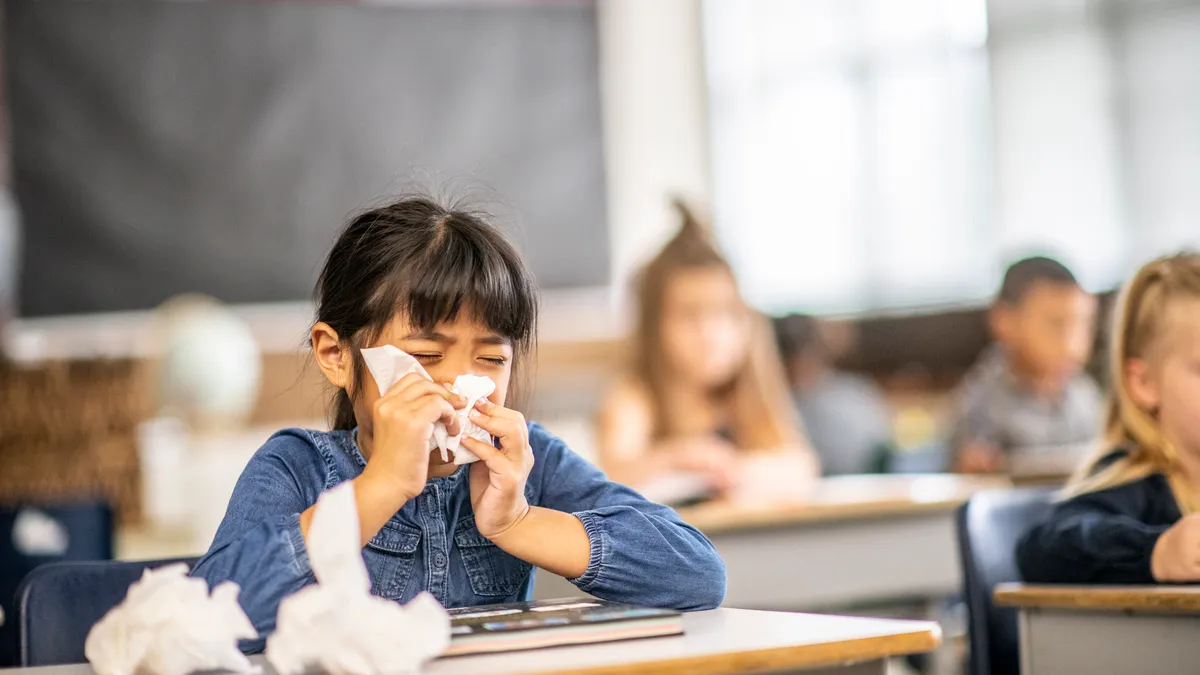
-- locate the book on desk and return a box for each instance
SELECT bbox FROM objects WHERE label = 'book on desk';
[444,598,683,656]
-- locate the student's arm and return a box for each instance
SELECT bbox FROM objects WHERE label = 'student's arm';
[189,432,325,652]
[594,381,671,485]
[595,380,737,487]
[532,423,726,610]
[299,472,414,548]
[1016,482,1170,584]
[458,413,589,581]
[487,506,591,579]
[948,383,1006,473]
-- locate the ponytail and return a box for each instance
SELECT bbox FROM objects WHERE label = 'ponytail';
[332,388,357,431]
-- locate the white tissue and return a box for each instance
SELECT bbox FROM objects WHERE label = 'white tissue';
[84,564,258,675]
[360,345,496,465]
[265,482,451,675]
[431,374,495,465]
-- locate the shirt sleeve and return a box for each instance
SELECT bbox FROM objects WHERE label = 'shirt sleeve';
[1016,481,1170,584]
[948,378,998,455]
[189,431,326,652]
[527,424,726,611]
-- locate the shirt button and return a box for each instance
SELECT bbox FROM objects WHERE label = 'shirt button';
[434,553,447,568]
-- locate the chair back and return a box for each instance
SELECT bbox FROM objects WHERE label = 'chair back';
[0,502,113,666]
[18,557,198,667]
[956,487,1056,675]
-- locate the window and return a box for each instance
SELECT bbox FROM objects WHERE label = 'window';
[705,0,992,314]
[705,0,1200,315]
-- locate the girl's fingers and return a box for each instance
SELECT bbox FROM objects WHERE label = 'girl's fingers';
[414,397,458,430]
[473,398,519,419]
[468,402,524,440]
[460,436,505,466]
[386,375,467,409]
[468,415,522,453]
[383,372,429,397]
[442,406,462,437]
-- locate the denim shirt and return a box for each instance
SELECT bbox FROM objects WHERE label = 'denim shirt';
[191,423,726,652]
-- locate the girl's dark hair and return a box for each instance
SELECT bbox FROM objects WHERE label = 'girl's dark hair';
[313,196,538,430]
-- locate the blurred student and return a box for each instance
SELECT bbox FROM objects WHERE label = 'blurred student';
[192,196,725,651]
[596,201,818,499]
[948,256,1101,474]
[1017,252,1200,583]
[775,314,892,475]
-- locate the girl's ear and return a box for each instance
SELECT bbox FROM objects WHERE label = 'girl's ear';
[312,322,352,389]
[1124,357,1161,413]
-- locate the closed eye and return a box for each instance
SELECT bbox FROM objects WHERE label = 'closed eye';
[412,353,442,364]
[480,356,508,366]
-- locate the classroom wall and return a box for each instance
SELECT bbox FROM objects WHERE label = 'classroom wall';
[4,0,710,354]
[600,0,711,298]
[1,0,718,445]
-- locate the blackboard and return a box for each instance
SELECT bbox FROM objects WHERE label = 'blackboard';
[6,0,608,317]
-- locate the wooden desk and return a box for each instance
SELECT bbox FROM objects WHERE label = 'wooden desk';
[8,609,940,675]
[126,473,1000,611]
[539,474,1005,610]
[995,584,1200,675]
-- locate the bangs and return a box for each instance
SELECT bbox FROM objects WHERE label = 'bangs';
[367,213,538,349]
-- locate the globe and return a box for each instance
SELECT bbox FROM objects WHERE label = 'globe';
[155,295,262,430]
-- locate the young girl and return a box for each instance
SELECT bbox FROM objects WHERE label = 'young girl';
[1017,252,1200,583]
[191,197,726,651]
[595,201,817,496]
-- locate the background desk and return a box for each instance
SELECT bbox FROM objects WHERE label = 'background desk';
[536,474,1006,610]
[995,584,1200,675]
[120,473,1000,612]
[8,609,940,675]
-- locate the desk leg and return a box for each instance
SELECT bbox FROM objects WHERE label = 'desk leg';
[1020,607,1200,675]
[1018,605,1033,675]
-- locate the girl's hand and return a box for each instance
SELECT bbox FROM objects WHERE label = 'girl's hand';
[361,372,466,502]
[461,399,535,540]
[667,436,742,491]
[1152,514,1200,582]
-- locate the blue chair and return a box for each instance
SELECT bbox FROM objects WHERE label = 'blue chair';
[956,487,1056,675]
[18,557,198,667]
[0,501,114,667]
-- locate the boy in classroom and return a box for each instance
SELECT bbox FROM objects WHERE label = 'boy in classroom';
[1017,252,1200,583]
[190,196,726,652]
[948,256,1102,474]
[595,200,818,499]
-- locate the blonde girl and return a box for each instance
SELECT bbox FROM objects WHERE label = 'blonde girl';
[1017,252,1200,583]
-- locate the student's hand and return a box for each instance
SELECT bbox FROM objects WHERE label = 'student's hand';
[955,441,1006,474]
[461,399,535,540]
[669,437,742,491]
[361,372,466,502]
[1152,514,1200,582]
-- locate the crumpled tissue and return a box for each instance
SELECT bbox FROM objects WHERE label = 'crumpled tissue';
[84,564,258,675]
[360,345,496,465]
[265,481,451,675]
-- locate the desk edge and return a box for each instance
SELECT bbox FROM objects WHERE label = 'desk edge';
[994,583,1200,613]
[507,624,943,675]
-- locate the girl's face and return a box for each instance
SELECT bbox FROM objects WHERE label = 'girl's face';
[659,267,751,389]
[354,312,514,469]
[1130,300,1200,458]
